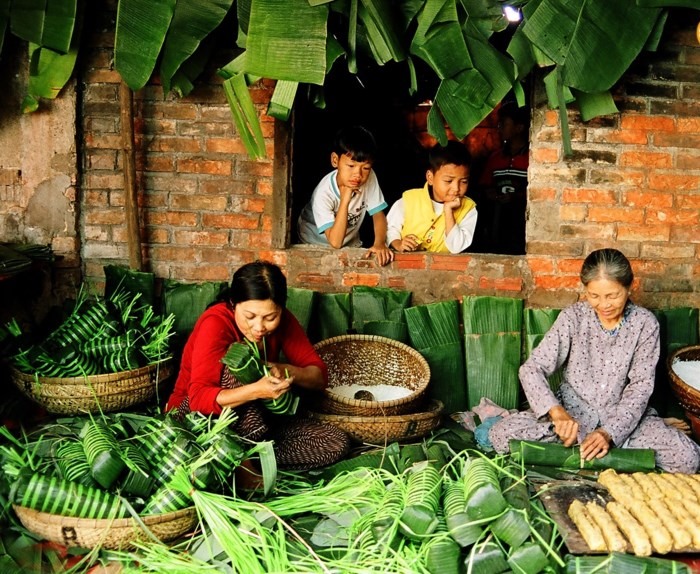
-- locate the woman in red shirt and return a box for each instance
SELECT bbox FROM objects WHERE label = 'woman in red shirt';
[166,260,349,470]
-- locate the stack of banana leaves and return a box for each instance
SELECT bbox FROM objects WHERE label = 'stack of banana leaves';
[9,287,175,377]
[0,422,692,574]
[221,339,299,415]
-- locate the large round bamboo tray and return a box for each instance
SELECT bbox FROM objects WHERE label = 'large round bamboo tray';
[10,361,174,415]
[668,345,700,416]
[309,399,444,444]
[313,334,431,416]
[12,505,197,550]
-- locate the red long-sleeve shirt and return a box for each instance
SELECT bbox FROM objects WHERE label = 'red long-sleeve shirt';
[166,302,327,415]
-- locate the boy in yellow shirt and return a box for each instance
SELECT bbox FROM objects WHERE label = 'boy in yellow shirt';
[386,140,477,253]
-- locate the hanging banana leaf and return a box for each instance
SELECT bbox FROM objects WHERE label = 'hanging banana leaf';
[637,0,700,7]
[222,73,266,160]
[10,0,76,54]
[0,0,9,54]
[159,0,233,95]
[23,38,79,112]
[522,0,662,93]
[410,0,473,79]
[267,80,299,121]
[114,0,176,90]
[244,0,328,85]
[357,0,406,65]
[572,88,618,122]
[459,0,510,38]
[170,38,215,98]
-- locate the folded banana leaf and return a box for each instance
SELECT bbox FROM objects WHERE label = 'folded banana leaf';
[104,264,156,309]
[523,308,563,394]
[3,243,54,261]
[351,285,411,342]
[287,287,317,333]
[509,440,656,473]
[565,552,691,574]
[313,293,350,341]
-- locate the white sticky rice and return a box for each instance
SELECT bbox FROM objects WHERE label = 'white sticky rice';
[673,360,700,391]
[329,383,413,402]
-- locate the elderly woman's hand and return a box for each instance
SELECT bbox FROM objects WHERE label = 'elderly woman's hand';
[580,428,611,461]
[548,405,579,447]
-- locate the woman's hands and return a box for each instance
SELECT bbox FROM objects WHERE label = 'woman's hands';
[250,372,292,401]
[549,405,579,447]
[548,405,612,460]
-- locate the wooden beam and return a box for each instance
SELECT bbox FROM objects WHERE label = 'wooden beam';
[120,81,143,271]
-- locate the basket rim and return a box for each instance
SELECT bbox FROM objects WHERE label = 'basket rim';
[667,344,700,394]
[313,334,430,409]
[10,360,173,385]
[12,504,196,528]
[310,399,443,424]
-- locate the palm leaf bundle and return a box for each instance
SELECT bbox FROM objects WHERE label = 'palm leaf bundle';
[462,296,523,411]
[523,308,563,396]
[286,287,317,333]
[405,300,467,413]
[312,293,351,342]
[351,286,411,343]
[509,440,656,473]
[565,552,691,574]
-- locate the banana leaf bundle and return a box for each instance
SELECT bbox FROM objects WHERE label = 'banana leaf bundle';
[221,341,298,415]
[565,552,691,573]
[351,285,411,343]
[509,440,656,473]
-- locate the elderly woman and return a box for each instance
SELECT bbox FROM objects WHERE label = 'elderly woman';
[489,248,700,473]
[166,260,350,471]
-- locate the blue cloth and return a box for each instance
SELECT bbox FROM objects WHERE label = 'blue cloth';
[474,415,503,451]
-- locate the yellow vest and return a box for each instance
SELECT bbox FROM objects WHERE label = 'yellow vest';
[401,185,476,253]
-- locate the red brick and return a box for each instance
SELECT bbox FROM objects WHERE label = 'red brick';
[296,273,335,286]
[670,227,700,243]
[393,253,426,269]
[527,257,556,274]
[201,180,255,195]
[83,69,122,83]
[144,228,170,243]
[560,224,615,240]
[145,119,177,135]
[645,209,699,225]
[543,110,559,127]
[677,194,700,209]
[172,265,231,282]
[622,191,674,208]
[86,174,123,189]
[145,211,198,226]
[620,115,675,132]
[149,245,201,261]
[587,206,644,224]
[631,260,667,275]
[172,230,229,246]
[256,180,274,196]
[84,210,124,225]
[617,224,670,241]
[640,244,697,259]
[144,156,175,172]
[178,159,232,175]
[528,187,557,202]
[526,241,585,256]
[648,172,700,192]
[342,272,380,287]
[85,134,122,149]
[429,255,470,271]
[236,159,274,177]
[147,137,201,153]
[619,151,673,168]
[557,258,585,273]
[531,148,560,163]
[534,275,581,289]
[388,276,407,289]
[202,213,260,230]
[478,276,522,291]
[559,205,587,221]
[677,153,700,170]
[677,118,700,133]
[241,198,267,213]
[256,251,288,267]
[205,138,249,154]
[586,129,648,145]
[171,194,228,211]
[561,188,617,204]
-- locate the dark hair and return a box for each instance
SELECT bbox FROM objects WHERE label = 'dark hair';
[427,140,471,172]
[332,126,377,163]
[580,248,634,288]
[223,260,287,308]
[498,102,530,128]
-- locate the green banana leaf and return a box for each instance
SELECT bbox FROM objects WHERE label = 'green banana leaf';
[10,0,76,54]
[357,0,406,65]
[313,293,351,342]
[159,0,233,95]
[170,38,215,98]
[286,287,317,333]
[523,308,563,395]
[222,73,266,160]
[572,89,618,122]
[267,80,299,121]
[522,0,662,93]
[23,40,79,112]
[114,0,176,90]
[637,0,700,6]
[244,0,328,85]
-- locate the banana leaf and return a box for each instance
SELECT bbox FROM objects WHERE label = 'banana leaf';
[351,285,411,342]
[405,300,467,413]
[159,0,233,95]
[10,0,76,54]
[286,287,317,333]
[3,243,53,261]
[244,0,328,84]
[565,551,691,573]
[523,308,562,395]
[114,0,177,90]
[162,280,227,348]
[222,73,266,159]
[509,440,657,473]
[267,80,299,121]
[357,0,406,65]
[463,296,523,411]
[313,293,351,342]
[169,37,215,98]
[23,40,79,112]
[104,265,156,309]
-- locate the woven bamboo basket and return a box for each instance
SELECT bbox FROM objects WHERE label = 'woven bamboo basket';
[12,505,197,550]
[10,361,174,415]
[668,345,700,416]
[309,399,444,444]
[313,334,431,416]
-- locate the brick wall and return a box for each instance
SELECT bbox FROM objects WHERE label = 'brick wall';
[1,10,698,311]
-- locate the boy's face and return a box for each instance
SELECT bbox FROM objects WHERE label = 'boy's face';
[331,152,373,192]
[427,163,469,203]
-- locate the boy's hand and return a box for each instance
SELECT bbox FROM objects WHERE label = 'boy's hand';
[339,185,360,203]
[393,235,421,252]
[444,197,462,211]
[366,244,394,266]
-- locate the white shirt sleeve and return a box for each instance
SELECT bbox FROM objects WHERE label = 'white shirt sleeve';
[311,173,339,233]
[445,207,478,253]
[386,199,405,246]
